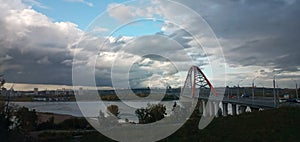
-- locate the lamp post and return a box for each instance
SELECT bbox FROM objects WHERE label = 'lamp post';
[227,81,235,99]
[277,84,280,99]
[296,82,298,99]
[258,82,265,97]
[252,77,258,101]
[227,82,232,99]
[292,79,298,99]
[237,79,244,99]
[273,72,282,108]
[273,75,276,107]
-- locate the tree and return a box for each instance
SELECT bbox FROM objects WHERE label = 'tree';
[0,77,10,139]
[135,104,167,124]
[15,107,38,132]
[107,105,120,118]
[37,116,55,130]
[135,108,151,124]
[0,77,24,141]
[148,104,166,122]
[98,109,118,127]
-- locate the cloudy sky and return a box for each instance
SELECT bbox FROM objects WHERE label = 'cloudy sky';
[0,0,299,90]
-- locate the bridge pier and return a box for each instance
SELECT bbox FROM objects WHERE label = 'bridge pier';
[202,100,207,117]
[232,104,237,116]
[251,107,259,112]
[214,102,219,117]
[239,106,247,114]
[222,103,228,116]
[209,101,215,117]
[198,100,203,114]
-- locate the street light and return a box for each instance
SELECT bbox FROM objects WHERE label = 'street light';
[252,76,258,100]
[227,81,235,99]
[292,79,298,99]
[273,75,277,107]
[273,71,281,108]
[235,79,244,99]
[258,82,265,97]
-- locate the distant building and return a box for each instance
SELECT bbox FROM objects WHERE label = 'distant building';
[79,87,83,95]
[34,88,39,95]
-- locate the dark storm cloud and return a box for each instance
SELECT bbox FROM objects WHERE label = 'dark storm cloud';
[0,2,82,85]
[228,37,300,72]
[1,46,73,85]
[1,0,299,88]
[175,0,300,73]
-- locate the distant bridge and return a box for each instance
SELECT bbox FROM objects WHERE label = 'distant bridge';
[180,66,278,117]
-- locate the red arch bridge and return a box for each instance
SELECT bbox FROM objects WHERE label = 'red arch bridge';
[180,66,278,117]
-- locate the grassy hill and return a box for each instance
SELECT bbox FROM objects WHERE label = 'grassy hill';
[24,106,300,141]
[79,107,300,142]
[162,107,300,142]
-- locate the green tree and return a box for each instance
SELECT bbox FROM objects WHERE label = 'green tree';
[0,77,24,141]
[135,104,166,124]
[107,105,120,118]
[135,108,151,124]
[148,104,166,122]
[15,107,38,132]
[0,78,10,140]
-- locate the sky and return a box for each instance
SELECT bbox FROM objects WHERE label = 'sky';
[0,0,300,90]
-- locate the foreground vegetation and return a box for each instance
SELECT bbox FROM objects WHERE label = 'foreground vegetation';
[80,107,300,142]
[1,99,300,141]
[161,107,300,142]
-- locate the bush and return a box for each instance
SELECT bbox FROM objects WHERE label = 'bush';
[107,105,120,117]
[135,104,166,124]
[15,107,38,132]
[56,118,90,130]
[37,116,55,130]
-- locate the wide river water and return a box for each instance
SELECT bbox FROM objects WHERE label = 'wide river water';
[13,101,179,122]
[12,101,244,122]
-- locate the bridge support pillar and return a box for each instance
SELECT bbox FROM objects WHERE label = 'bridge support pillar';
[209,101,214,117]
[232,104,237,116]
[251,107,259,112]
[202,100,207,117]
[222,103,228,116]
[198,100,203,114]
[239,106,247,114]
[214,102,219,117]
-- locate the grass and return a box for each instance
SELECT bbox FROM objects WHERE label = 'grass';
[162,107,300,142]
[78,107,300,142]
[13,106,299,141]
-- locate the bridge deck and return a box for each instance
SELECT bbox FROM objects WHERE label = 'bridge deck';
[198,96,277,108]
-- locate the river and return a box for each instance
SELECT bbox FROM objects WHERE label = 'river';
[12,101,178,122]
[12,101,249,121]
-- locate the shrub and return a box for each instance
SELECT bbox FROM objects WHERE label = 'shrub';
[107,105,120,117]
[135,104,166,124]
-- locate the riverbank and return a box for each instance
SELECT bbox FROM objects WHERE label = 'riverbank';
[37,112,75,124]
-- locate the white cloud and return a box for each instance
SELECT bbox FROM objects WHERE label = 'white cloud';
[106,2,161,24]
[37,56,51,64]
[107,3,135,23]
[2,0,298,89]
[0,0,83,84]
[64,0,93,7]
[0,0,222,88]
[22,0,49,9]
